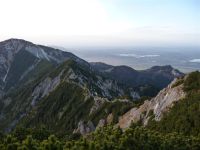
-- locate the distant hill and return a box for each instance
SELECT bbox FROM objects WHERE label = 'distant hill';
[91,62,184,96]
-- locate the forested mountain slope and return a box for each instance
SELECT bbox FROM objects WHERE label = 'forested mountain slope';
[0,59,138,134]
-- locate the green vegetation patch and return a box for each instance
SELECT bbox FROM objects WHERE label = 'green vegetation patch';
[19,81,94,134]
[1,126,200,150]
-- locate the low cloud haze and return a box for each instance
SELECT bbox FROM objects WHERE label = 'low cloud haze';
[190,59,200,63]
[118,54,160,58]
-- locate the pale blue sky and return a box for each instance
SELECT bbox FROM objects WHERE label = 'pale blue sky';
[0,0,199,47]
[103,0,199,28]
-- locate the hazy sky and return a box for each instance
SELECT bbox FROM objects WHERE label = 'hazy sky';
[0,0,199,47]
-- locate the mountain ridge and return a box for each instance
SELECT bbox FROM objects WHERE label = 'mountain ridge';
[0,38,184,135]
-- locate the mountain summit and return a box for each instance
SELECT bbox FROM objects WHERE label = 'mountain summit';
[0,38,88,92]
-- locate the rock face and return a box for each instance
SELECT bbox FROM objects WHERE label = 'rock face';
[89,97,106,115]
[97,119,107,128]
[118,79,186,129]
[74,121,95,135]
[31,71,64,106]
[96,113,114,128]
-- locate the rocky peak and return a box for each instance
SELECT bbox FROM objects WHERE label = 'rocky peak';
[0,38,34,54]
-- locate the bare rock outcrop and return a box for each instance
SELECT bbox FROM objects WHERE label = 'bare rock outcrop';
[31,71,64,106]
[118,79,186,129]
[73,121,95,135]
[106,113,114,124]
[97,119,107,128]
[89,97,107,115]
[96,113,114,128]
